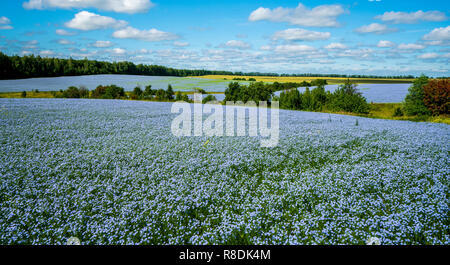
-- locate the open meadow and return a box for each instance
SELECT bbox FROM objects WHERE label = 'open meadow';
[0,99,448,245]
[196,75,415,85]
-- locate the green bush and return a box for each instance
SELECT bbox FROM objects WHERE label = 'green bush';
[393,107,404,117]
[202,94,217,104]
[404,75,430,116]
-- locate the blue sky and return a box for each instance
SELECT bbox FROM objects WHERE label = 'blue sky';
[0,0,449,76]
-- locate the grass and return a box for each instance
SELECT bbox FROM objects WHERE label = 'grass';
[196,75,414,84]
[0,91,54,98]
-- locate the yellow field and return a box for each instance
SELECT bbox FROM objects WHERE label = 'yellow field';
[0,91,54,98]
[196,75,414,84]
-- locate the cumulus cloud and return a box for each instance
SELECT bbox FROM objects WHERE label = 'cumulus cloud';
[355,23,396,34]
[113,26,179,42]
[324,43,347,50]
[23,0,154,14]
[56,29,77,36]
[91,40,114,48]
[173,41,190,47]
[423,26,450,41]
[57,39,73,45]
[260,45,273,51]
[249,3,345,27]
[335,48,375,59]
[274,44,316,53]
[377,40,396,48]
[398,43,425,50]
[0,16,13,30]
[40,50,54,56]
[272,28,330,41]
[375,10,447,24]
[224,40,251,49]
[417,53,439,59]
[110,48,127,55]
[65,11,128,31]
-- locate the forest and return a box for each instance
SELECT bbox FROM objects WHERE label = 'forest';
[0,52,421,80]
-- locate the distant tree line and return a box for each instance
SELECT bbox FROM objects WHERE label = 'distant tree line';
[0,52,234,80]
[277,79,370,114]
[279,73,418,79]
[0,52,431,80]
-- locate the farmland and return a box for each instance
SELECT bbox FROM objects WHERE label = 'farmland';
[196,75,415,85]
[0,99,448,245]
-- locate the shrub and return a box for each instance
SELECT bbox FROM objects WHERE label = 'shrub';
[423,79,449,115]
[404,75,430,116]
[91,85,125,99]
[202,94,217,104]
[131,86,143,100]
[393,107,404,117]
[62,86,81,98]
[328,79,369,114]
[21,91,27,98]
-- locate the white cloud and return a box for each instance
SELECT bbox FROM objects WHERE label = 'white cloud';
[225,40,251,49]
[355,23,396,34]
[110,48,126,55]
[398,43,425,50]
[260,45,273,51]
[375,10,447,24]
[113,26,179,42]
[173,41,190,47]
[65,11,128,31]
[324,43,347,50]
[57,39,73,45]
[56,29,77,36]
[0,16,13,30]
[377,40,395,48]
[335,48,374,59]
[423,26,450,41]
[40,50,54,56]
[274,44,316,53]
[249,3,345,27]
[23,0,154,14]
[272,28,330,41]
[91,40,114,48]
[417,53,439,59]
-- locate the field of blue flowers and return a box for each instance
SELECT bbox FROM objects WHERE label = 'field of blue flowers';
[0,98,448,245]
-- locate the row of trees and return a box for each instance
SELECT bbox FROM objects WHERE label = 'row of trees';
[404,76,449,116]
[277,80,370,114]
[0,52,428,80]
[0,52,234,80]
[224,82,274,104]
[53,85,125,99]
[53,84,197,102]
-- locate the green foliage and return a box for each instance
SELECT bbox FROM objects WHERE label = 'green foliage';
[393,107,404,117]
[166,84,174,100]
[279,79,369,114]
[21,91,26,98]
[131,86,143,100]
[224,82,273,104]
[328,80,370,114]
[0,51,235,80]
[202,94,217,104]
[91,85,125,99]
[143,85,154,99]
[175,92,190,102]
[404,75,431,116]
[311,79,328,86]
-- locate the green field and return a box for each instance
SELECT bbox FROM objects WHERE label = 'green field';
[197,75,414,84]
